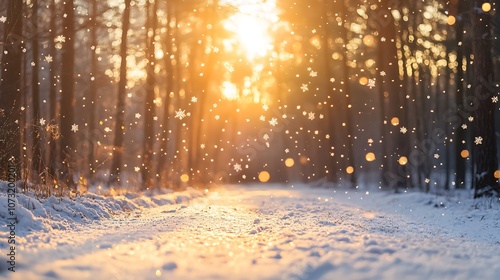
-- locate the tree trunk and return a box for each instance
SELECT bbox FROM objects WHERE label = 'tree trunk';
[109,0,131,185]
[31,0,42,182]
[88,0,99,179]
[157,1,174,182]
[142,0,158,189]
[472,0,500,197]
[0,0,23,181]
[454,0,466,188]
[60,0,76,188]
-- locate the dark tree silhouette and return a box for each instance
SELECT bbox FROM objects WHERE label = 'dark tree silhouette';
[472,0,500,197]
[0,0,23,181]
[60,0,76,188]
[109,0,131,185]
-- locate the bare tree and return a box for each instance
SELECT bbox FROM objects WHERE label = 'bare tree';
[109,0,132,185]
[472,0,500,197]
[0,0,23,181]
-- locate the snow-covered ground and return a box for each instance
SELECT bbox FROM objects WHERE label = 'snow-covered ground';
[1,183,500,279]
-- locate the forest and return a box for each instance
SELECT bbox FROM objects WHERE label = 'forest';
[1,0,500,198]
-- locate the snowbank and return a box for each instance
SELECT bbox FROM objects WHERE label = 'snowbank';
[0,181,205,239]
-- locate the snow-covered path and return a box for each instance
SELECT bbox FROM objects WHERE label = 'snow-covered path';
[7,185,500,280]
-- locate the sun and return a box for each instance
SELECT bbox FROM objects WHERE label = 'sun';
[221,0,278,60]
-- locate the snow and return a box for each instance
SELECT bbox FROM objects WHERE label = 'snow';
[1,183,500,279]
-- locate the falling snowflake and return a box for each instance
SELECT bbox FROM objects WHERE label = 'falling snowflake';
[308,112,315,120]
[200,144,206,149]
[44,55,53,63]
[468,116,474,122]
[39,118,46,126]
[263,134,270,141]
[134,167,140,172]
[400,126,407,134]
[309,71,317,77]
[104,127,112,133]
[285,149,289,153]
[367,79,376,89]
[381,37,386,42]
[191,96,198,103]
[434,154,440,159]
[492,96,498,103]
[461,124,467,129]
[71,124,79,133]
[175,109,186,120]
[262,104,269,111]
[424,178,430,184]
[269,118,278,126]
[330,78,335,83]
[0,16,6,23]
[135,113,141,119]
[55,35,66,43]
[474,136,483,145]
[380,71,386,76]
[233,163,242,172]
[300,84,309,92]
[259,115,266,121]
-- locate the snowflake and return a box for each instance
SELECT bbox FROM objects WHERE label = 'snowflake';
[308,112,315,120]
[200,144,205,149]
[214,115,220,120]
[44,55,53,63]
[300,84,309,92]
[400,126,407,134]
[0,16,6,23]
[55,35,66,43]
[71,124,79,133]
[309,71,317,77]
[468,116,474,122]
[39,118,46,126]
[285,149,289,153]
[319,114,324,119]
[269,118,278,126]
[175,109,186,120]
[233,163,242,172]
[263,134,270,141]
[259,115,266,121]
[424,178,430,184]
[104,127,112,133]
[135,113,141,119]
[380,71,386,76]
[367,79,376,89]
[368,138,374,145]
[262,104,269,111]
[474,136,483,145]
[381,37,386,42]
[492,96,498,103]
[191,96,198,103]
[330,78,335,83]
[134,167,140,172]
[282,114,287,119]
[434,154,440,159]
[461,124,467,129]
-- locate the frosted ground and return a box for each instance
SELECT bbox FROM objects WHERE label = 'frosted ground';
[1,183,500,280]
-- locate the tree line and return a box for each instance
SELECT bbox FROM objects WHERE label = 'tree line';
[0,0,499,198]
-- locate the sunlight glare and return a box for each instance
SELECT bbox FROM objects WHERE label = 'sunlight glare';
[222,0,277,60]
[221,81,239,100]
